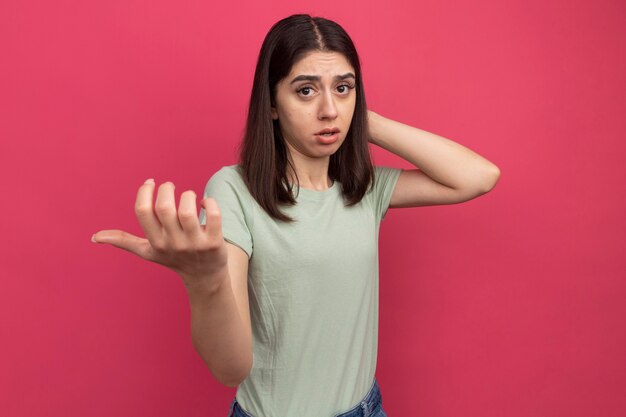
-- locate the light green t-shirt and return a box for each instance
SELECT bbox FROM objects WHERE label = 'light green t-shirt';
[199,165,402,417]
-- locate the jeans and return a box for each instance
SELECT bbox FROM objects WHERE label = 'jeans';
[227,378,388,417]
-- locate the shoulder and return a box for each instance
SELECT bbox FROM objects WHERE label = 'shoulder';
[363,165,403,220]
[369,165,403,192]
[210,164,244,183]
[202,165,255,209]
[201,165,255,257]
[206,165,248,192]
[202,165,255,221]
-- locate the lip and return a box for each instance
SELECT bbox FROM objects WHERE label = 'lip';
[314,127,340,145]
[315,127,340,135]
[315,132,339,145]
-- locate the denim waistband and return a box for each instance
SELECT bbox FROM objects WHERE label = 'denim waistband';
[227,378,382,417]
[333,378,382,417]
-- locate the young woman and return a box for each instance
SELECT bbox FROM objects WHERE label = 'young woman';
[92,14,500,417]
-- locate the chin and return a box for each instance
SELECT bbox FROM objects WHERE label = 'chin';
[316,143,343,158]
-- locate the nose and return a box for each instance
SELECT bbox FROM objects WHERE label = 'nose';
[318,91,338,120]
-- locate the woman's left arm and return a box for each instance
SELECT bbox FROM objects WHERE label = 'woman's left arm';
[368,110,501,208]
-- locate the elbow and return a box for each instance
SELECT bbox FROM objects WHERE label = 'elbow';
[460,165,500,199]
[215,357,253,388]
[216,369,250,388]
[447,165,500,204]
[478,164,501,194]
[221,376,246,388]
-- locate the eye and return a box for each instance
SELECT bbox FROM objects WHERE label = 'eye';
[297,86,315,97]
[336,83,355,94]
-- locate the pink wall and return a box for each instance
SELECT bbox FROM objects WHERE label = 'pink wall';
[2,0,625,416]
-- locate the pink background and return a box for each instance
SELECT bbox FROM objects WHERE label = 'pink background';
[2,0,625,416]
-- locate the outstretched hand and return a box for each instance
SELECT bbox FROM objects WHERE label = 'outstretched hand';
[92,179,228,289]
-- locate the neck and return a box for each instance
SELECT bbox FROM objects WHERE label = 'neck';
[287,152,333,191]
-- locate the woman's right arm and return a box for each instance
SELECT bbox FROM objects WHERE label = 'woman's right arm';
[92,178,252,387]
[186,242,252,387]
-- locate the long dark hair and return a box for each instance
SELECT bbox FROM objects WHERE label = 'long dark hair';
[240,14,374,222]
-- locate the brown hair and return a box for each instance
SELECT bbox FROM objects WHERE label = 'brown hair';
[240,14,374,222]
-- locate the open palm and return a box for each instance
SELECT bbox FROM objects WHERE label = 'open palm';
[92,179,228,288]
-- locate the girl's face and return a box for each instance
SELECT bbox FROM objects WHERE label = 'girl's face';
[271,51,357,161]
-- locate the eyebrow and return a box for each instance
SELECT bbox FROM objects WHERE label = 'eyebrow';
[289,73,356,84]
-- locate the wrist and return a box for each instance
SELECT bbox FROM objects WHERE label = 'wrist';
[183,270,230,300]
[367,110,382,145]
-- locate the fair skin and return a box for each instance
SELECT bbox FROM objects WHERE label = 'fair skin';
[270,51,356,190]
[92,50,500,387]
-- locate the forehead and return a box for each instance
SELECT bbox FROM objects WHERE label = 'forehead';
[288,51,355,77]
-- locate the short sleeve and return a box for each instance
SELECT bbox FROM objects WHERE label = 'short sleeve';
[198,166,253,258]
[369,166,403,221]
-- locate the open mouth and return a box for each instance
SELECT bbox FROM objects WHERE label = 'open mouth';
[316,127,340,136]
[315,129,340,145]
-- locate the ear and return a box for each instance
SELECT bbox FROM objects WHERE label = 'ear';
[271,107,278,120]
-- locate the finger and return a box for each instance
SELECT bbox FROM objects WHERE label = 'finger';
[134,178,162,242]
[178,190,203,240]
[200,198,224,243]
[92,230,153,260]
[154,181,184,242]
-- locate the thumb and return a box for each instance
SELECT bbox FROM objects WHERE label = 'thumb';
[92,230,152,259]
